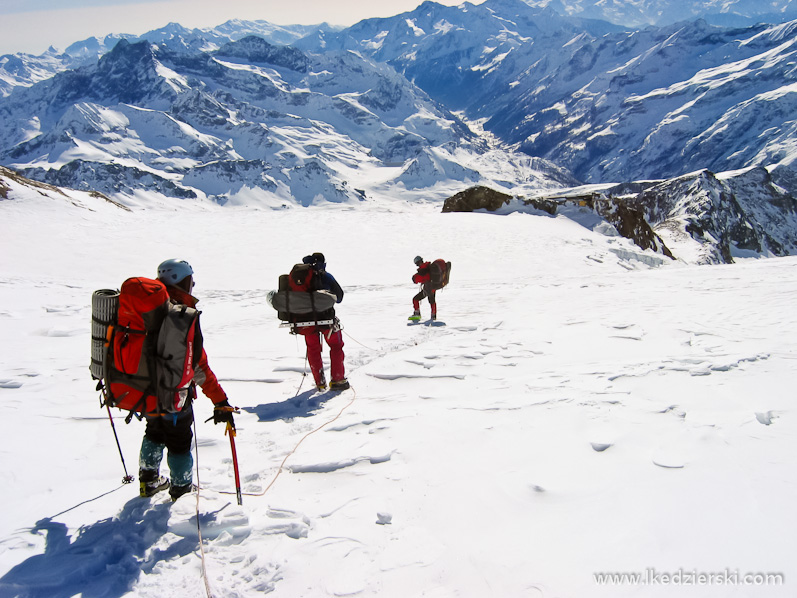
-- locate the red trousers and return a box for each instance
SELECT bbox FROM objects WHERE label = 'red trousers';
[299,327,345,384]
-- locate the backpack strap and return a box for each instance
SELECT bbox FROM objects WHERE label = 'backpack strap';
[124,394,149,424]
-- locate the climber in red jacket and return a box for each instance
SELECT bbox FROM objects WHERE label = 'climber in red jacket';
[410,255,437,321]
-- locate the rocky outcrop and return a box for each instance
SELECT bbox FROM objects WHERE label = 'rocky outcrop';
[582,197,674,258]
[22,160,197,199]
[626,168,797,263]
[442,185,513,212]
[521,194,674,258]
[442,185,674,258]
[444,167,797,264]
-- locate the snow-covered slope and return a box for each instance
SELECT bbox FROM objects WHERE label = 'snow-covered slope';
[1,177,795,597]
[0,164,129,211]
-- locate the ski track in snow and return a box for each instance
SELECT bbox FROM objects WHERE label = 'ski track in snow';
[1,205,796,597]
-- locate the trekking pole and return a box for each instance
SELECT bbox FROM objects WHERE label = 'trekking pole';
[106,404,135,484]
[226,420,243,506]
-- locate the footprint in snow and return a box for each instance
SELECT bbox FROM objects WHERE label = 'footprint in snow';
[652,449,687,469]
[376,512,392,525]
[37,328,84,337]
[590,442,613,452]
[167,501,251,542]
[261,509,311,539]
[288,452,393,473]
[609,324,645,341]
[267,507,303,519]
[755,411,776,425]
[368,372,465,381]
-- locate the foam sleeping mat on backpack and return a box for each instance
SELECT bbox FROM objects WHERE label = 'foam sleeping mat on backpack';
[267,289,337,314]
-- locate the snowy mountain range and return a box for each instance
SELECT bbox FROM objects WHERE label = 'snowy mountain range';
[1,0,797,263]
[0,21,332,97]
[295,1,797,192]
[0,20,576,206]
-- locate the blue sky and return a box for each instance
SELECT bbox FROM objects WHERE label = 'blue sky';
[0,0,163,15]
[0,0,474,55]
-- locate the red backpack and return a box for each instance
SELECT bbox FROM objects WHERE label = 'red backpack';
[288,263,315,291]
[93,277,202,421]
[429,259,452,290]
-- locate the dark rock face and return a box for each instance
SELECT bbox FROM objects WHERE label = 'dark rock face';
[590,199,674,258]
[215,36,310,73]
[442,185,513,212]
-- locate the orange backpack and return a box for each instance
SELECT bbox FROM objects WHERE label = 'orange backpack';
[93,277,202,421]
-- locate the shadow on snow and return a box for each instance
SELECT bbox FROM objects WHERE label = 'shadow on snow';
[0,497,224,598]
[242,388,335,423]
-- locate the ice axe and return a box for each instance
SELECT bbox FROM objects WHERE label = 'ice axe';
[226,419,243,506]
[206,405,242,505]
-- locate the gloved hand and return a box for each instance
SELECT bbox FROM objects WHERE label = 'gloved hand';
[211,399,236,430]
[412,274,420,283]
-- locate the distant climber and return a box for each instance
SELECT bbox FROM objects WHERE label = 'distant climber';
[288,253,349,391]
[409,256,451,322]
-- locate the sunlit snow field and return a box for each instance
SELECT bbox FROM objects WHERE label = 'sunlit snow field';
[1,188,795,597]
